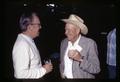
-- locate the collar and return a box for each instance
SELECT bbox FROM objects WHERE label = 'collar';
[19,33,34,43]
[68,34,81,46]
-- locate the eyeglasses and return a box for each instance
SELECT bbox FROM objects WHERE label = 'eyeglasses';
[30,23,42,28]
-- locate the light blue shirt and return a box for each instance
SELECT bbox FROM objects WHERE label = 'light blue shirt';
[107,28,116,66]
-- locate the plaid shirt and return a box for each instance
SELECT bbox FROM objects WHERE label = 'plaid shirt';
[107,28,116,66]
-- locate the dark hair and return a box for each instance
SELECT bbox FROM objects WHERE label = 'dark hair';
[19,11,39,31]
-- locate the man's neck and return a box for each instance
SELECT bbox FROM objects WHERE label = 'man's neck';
[71,35,80,45]
[22,31,33,39]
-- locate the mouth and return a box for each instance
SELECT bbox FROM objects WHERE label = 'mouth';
[67,36,72,39]
[67,34,72,38]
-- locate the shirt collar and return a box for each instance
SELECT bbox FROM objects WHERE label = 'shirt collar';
[68,34,81,46]
[19,33,34,43]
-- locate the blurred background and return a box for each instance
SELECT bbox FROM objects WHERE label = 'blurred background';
[2,0,119,81]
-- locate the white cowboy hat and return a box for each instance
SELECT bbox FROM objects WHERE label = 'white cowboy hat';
[61,14,88,35]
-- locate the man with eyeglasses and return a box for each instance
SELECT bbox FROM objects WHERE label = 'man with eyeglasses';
[12,11,53,80]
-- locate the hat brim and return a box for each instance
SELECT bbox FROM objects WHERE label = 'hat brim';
[62,19,88,35]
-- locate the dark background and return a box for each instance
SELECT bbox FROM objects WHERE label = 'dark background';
[2,0,119,81]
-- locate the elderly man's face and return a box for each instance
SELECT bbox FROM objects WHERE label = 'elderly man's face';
[65,23,80,42]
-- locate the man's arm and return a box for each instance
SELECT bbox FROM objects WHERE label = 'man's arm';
[12,41,46,79]
[79,40,101,74]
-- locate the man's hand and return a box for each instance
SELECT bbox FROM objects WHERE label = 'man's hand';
[43,63,53,74]
[68,50,83,62]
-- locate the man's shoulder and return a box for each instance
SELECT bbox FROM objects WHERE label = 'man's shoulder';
[81,36,95,43]
[62,38,68,42]
[15,35,29,46]
[61,38,68,45]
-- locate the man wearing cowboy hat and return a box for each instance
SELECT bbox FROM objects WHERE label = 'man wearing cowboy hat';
[60,14,100,79]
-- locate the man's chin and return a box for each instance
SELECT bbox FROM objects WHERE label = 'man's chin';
[36,35,39,37]
[34,34,39,38]
[68,38,72,41]
[37,33,40,36]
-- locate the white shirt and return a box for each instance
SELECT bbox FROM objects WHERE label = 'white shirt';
[63,35,82,78]
[12,33,46,79]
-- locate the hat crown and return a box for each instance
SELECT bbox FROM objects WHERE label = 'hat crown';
[61,14,88,35]
[68,14,84,23]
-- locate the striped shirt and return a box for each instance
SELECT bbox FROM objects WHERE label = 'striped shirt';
[107,28,116,66]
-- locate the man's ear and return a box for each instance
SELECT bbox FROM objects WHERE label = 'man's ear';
[76,28,81,34]
[28,25,33,31]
